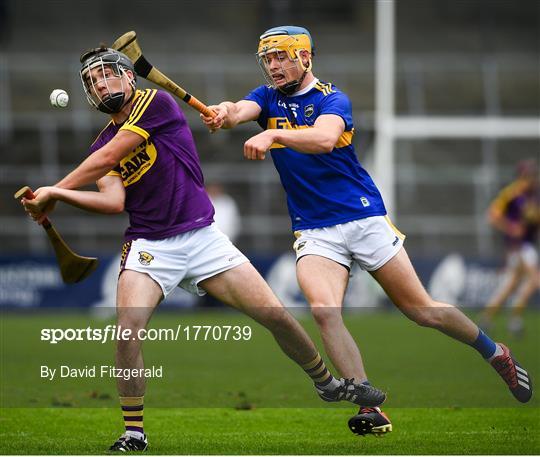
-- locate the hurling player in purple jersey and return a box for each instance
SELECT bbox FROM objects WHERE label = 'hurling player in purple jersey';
[21,46,386,451]
[201,25,533,435]
[481,160,540,336]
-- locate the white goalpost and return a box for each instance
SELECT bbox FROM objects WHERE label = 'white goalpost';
[374,0,540,219]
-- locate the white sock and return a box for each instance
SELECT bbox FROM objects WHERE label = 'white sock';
[319,377,342,391]
[487,344,504,362]
[125,430,145,440]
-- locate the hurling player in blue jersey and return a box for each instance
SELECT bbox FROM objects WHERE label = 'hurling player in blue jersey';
[201,25,533,435]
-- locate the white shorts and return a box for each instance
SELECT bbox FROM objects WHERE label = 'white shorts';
[507,242,539,269]
[120,224,249,297]
[293,216,405,272]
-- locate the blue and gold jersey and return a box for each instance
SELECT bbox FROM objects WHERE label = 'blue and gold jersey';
[244,79,386,231]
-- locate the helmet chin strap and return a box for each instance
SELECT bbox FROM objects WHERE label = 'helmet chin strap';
[277,57,310,95]
[278,69,309,95]
[97,92,126,114]
[97,81,136,114]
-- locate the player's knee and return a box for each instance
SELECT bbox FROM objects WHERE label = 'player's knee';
[410,307,445,329]
[116,312,148,337]
[311,305,343,329]
[258,306,291,331]
[413,314,438,328]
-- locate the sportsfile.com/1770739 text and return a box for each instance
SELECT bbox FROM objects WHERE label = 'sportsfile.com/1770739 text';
[40,324,253,344]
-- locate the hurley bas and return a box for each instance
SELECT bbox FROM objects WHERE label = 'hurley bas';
[41,365,163,381]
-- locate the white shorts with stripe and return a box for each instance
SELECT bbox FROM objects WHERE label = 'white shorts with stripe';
[293,216,405,271]
[121,223,249,297]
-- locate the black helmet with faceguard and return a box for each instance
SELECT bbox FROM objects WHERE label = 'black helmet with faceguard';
[79,46,136,114]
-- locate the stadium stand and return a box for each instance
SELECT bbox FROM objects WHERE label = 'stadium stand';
[1,0,538,257]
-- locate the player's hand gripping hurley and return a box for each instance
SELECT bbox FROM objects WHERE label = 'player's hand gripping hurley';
[14,186,99,284]
[111,31,216,118]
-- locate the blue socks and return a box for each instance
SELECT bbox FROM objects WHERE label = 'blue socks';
[470,328,498,359]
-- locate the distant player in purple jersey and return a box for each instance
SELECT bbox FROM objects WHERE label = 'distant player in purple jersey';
[21,46,386,452]
[481,160,540,336]
[201,25,534,435]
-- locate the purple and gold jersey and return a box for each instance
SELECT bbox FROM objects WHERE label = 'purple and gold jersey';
[491,179,540,246]
[90,89,214,241]
[244,79,386,231]
[490,178,540,246]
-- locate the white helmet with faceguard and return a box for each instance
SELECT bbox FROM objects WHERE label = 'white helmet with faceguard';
[79,46,136,114]
[257,25,314,95]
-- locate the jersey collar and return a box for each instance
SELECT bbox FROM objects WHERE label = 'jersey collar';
[288,78,319,97]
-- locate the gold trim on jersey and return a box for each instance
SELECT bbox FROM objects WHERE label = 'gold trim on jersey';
[122,89,157,129]
[127,90,157,125]
[314,81,335,96]
[490,179,529,216]
[122,124,150,140]
[266,117,354,149]
[119,89,157,139]
[111,90,145,126]
[335,129,354,148]
[90,90,146,147]
[90,90,149,147]
[128,89,152,122]
[106,169,121,177]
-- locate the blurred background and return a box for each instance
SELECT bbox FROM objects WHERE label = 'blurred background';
[0,0,538,309]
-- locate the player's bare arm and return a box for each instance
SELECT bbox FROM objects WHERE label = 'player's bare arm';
[244,114,345,160]
[54,129,143,191]
[22,130,140,213]
[22,176,125,221]
[64,175,125,214]
[201,100,261,131]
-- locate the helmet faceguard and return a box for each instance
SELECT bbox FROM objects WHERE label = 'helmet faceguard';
[79,46,136,114]
[257,26,314,95]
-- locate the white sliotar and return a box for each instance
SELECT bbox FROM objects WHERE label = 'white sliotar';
[50,89,69,108]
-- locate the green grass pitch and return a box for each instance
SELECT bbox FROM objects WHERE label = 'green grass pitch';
[1,309,539,454]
